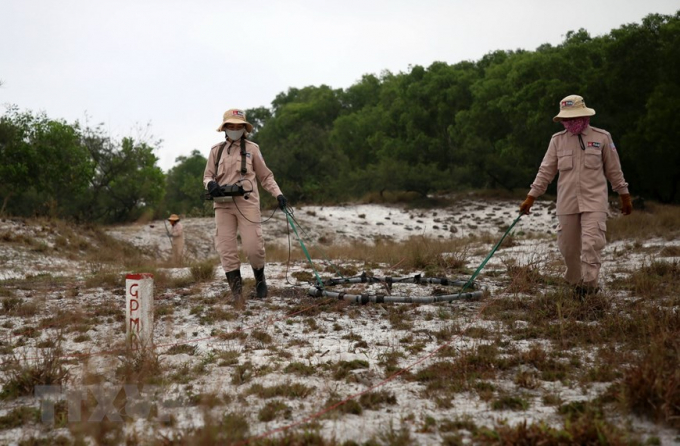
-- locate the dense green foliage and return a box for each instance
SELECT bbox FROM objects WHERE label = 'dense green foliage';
[0,107,92,218]
[2,11,679,224]
[252,12,680,203]
[164,149,212,217]
[0,109,165,222]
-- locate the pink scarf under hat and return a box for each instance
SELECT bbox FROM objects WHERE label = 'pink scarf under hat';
[561,117,590,135]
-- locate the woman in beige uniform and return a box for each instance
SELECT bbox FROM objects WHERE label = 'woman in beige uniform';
[520,95,632,296]
[203,109,287,305]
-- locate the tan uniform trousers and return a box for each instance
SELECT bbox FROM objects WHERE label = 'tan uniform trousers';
[171,238,184,265]
[557,212,607,286]
[170,222,184,266]
[214,204,265,273]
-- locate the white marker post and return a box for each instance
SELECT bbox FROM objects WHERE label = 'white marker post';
[125,273,154,348]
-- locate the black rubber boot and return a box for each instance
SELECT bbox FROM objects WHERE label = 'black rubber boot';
[253,267,268,298]
[573,283,600,300]
[225,269,243,302]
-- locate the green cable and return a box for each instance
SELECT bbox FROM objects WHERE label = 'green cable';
[285,210,325,288]
[460,213,523,292]
[286,211,347,281]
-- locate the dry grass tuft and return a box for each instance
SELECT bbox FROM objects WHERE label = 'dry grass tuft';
[625,259,680,298]
[0,406,41,429]
[39,309,90,332]
[504,262,547,294]
[660,245,680,257]
[258,400,291,422]
[359,190,442,205]
[248,430,336,445]
[246,382,315,399]
[386,305,415,330]
[189,258,218,282]
[68,418,125,446]
[283,362,316,377]
[157,411,250,445]
[268,236,471,274]
[475,413,637,445]
[165,344,197,355]
[375,421,413,445]
[0,347,70,400]
[608,202,680,241]
[410,345,508,405]
[359,390,397,410]
[517,345,572,382]
[329,359,369,381]
[491,393,530,411]
[2,296,40,317]
[84,269,126,289]
[322,263,359,277]
[617,333,680,429]
[323,394,363,416]
[115,344,164,385]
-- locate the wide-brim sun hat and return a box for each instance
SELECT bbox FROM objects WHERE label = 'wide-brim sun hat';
[168,214,180,222]
[216,108,254,133]
[553,95,596,122]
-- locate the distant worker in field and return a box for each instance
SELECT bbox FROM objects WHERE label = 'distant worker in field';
[168,214,185,266]
[203,108,287,306]
[519,95,632,296]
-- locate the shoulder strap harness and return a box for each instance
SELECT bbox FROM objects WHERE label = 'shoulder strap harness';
[214,138,248,176]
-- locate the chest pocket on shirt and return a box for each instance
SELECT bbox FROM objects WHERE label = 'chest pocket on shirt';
[239,153,254,173]
[557,148,573,171]
[584,148,602,169]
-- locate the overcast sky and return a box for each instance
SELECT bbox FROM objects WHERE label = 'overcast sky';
[2,0,678,171]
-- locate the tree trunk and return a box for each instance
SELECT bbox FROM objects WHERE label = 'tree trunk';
[0,192,12,216]
[486,171,514,193]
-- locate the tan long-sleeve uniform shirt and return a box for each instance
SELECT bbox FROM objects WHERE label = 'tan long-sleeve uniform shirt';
[528,126,629,215]
[203,139,282,208]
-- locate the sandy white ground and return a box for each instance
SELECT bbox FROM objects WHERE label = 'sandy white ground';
[0,198,678,445]
[102,197,558,264]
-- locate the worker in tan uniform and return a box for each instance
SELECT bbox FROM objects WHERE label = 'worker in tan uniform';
[168,214,184,266]
[203,109,287,305]
[519,95,633,296]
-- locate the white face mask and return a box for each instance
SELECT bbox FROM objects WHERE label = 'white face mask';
[226,129,245,141]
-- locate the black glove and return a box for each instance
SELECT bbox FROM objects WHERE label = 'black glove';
[207,181,223,197]
[277,194,287,210]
